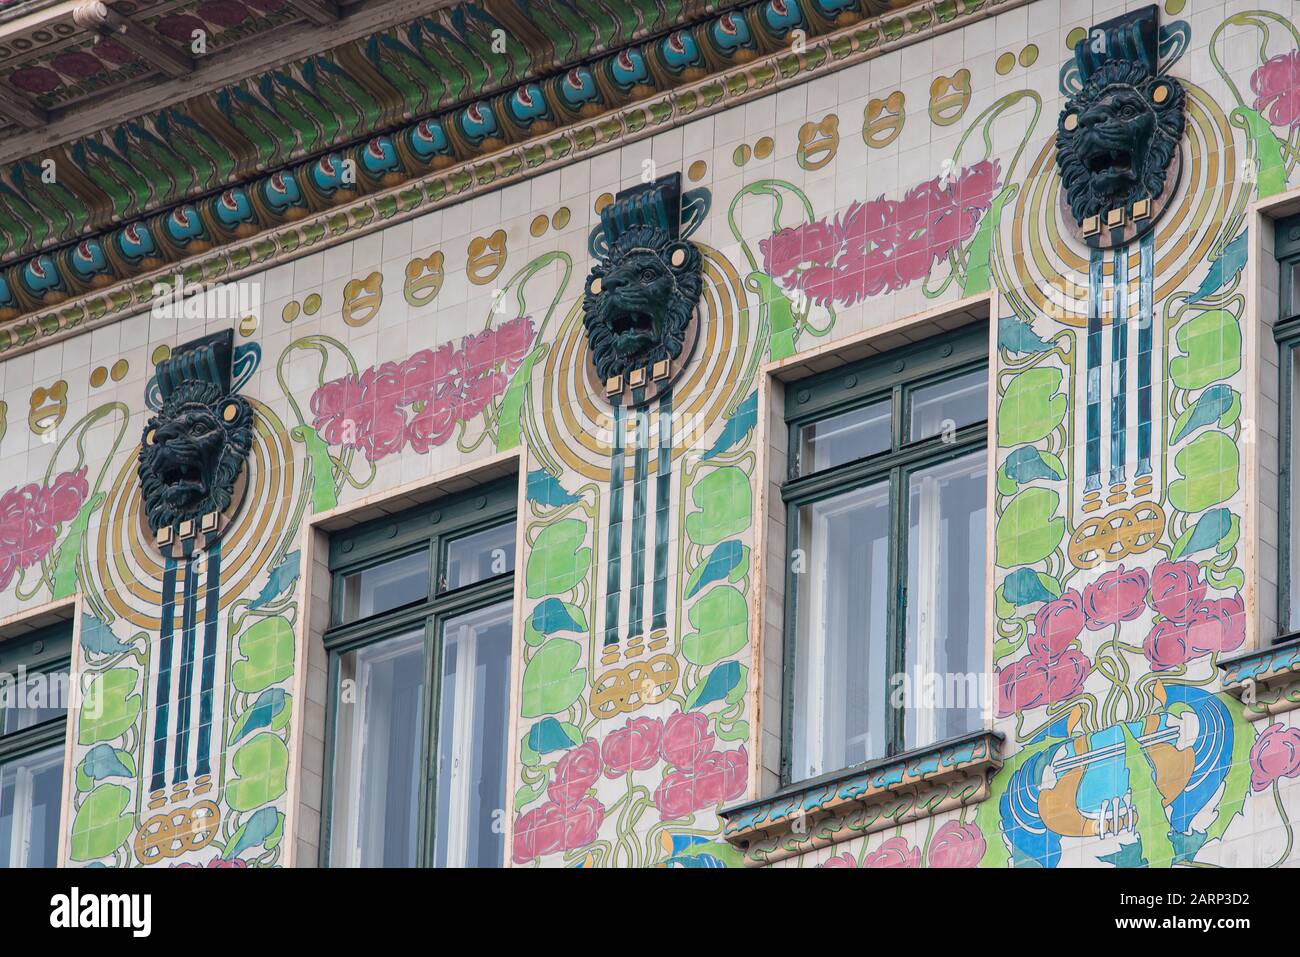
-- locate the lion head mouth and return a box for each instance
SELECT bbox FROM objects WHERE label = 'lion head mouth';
[609,307,660,353]
[158,455,208,500]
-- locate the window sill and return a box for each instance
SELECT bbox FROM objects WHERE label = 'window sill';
[717,729,1002,867]
[1218,633,1300,720]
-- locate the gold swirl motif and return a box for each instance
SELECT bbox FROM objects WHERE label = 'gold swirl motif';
[133,800,221,864]
[589,654,680,718]
[1068,502,1166,569]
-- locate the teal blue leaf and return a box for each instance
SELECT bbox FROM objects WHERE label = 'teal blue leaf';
[685,661,742,710]
[1004,446,1066,484]
[229,687,287,745]
[1002,567,1058,606]
[527,469,579,507]
[251,550,300,609]
[1099,841,1146,868]
[223,807,283,860]
[1188,231,1247,304]
[79,614,135,657]
[1170,384,1234,444]
[1170,508,1232,560]
[1170,829,1208,865]
[685,540,746,598]
[526,717,583,755]
[80,744,134,782]
[998,316,1052,354]
[532,597,586,635]
[703,392,757,460]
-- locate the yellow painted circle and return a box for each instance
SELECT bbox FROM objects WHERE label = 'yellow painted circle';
[732,144,751,166]
[238,314,258,336]
[530,214,550,237]
[110,359,129,381]
[1066,27,1086,49]
[1019,44,1038,67]
[1165,0,1185,14]
[687,160,707,181]
[281,301,300,323]
[553,206,571,229]
[754,136,774,159]
[996,51,1016,75]
[594,192,614,214]
[151,345,171,365]
[90,366,108,388]
[303,293,322,315]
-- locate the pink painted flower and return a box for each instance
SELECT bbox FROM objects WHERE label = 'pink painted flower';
[548,739,602,810]
[1250,723,1300,791]
[601,717,663,776]
[1252,49,1300,129]
[1030,590,1085,660]
[1081,564,1149,630]
[0,469,88,592]
[1186,595,1246,657]
[819,851,857,869]
[9,67,62,95]
[760,161,1001,305]
[653,768,698,821]
[928,820,985,868]
[1044,649,1091,705]
[51,51,105,79]
[1143,619,1190,671]
[660,711,714,771]
[561,795,605,848]
[862,836,920,868]
[692,747,748,806]
[511,796,607,863]
[997,656,1049,716]
[1150,559,1206,622]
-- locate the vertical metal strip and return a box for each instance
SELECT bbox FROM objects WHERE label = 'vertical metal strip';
[628,406,651,640]
[172,544,200,787]
[1086,248,1105,492]
[1110,245,1129,485]
[1137,231,1155,476]
[150,554,179,794]
[651,389,674,633]
[603,404,626,646]
[195,538,222,780]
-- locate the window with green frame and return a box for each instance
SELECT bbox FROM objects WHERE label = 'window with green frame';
[323,479,518,867]
[1276,213,1300,634]
[0,620,72,868]
[781,324,989,786]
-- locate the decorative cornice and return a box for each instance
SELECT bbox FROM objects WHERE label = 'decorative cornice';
[719,730,1002,866]
[1219,634,1300,720]
[0,0,1024,358]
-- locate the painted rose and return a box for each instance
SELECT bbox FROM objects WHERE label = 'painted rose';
[1029,590,1085,660]
[1081,564,1149,630]
[997,655,1048,716]
[561,795,606,848]
[1249,723,1300,791]
[819,851,857,869]
[862,836,920,868]
[1186,595,1246,657]
[601,716,663,776]
[1149,559,1206,622]
[760,160,1001,305]
[1044,649,1091,705]
[660,711,714,771]
[692,747,748,806]
[1143,618,1190,671]
[0,469,89,592]
[653,769,697,821]
[512,802,565,863]
[928,820,986,868]
[1252,49,1300,129]
[548,739,602,809]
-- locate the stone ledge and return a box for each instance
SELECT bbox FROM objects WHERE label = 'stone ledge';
[1219,634,1300,720]
[718,729,1002,867]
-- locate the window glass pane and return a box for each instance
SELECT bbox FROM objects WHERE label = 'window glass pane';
[791,481,890,780]
[442,521,517,591]
[1288,261,1300,318]
[904,450,987,751]
[330,630,425,867]
[797,400,890,475]
[0,744,63,868]
[1,667,69,736]
[909,368,988,441]
[433,599,512,867]
[339,550,428,624]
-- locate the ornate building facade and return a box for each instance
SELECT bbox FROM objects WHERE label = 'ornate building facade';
[0,0,1296,870]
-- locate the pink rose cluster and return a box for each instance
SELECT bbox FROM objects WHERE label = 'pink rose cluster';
[651,712,748,821]
[816,822,985,869]
[0,468,89,591]
[512,739,606,865]
[1251,49,1300,130]
[310,316,534,462]
[1249,723,1300,792]
[759,160,1001,306]
[1142,559,1244,671]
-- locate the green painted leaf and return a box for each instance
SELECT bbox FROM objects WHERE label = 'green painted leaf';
[1168,432,1239,514]
[995,487,1064,567]
[69,784,133,861]
[997,367,1066,446]
[231,616,295,694]
[525,519,591,599]
[78,669,141,745]
[225,732,289,812]
[1170,309,1241,391]
[685,467,752,547]
[682,585,747,666]
[521,638,586,717]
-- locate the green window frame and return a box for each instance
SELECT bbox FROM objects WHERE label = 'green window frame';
[0,620,72,868]
[321,478,518,867]
[780,323,989,787]
[1276,213,1300,635]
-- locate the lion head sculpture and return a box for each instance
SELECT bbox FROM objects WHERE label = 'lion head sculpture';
[139,378,253,532]
[582,223,702,382]
[1056,58,1185,224]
